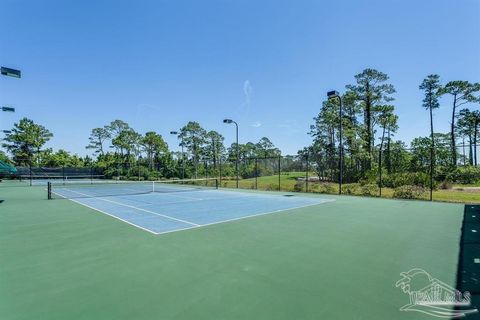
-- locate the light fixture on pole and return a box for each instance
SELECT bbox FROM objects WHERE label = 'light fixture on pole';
[1,67,21,78]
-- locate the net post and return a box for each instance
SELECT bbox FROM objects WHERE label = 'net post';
[215,178,219,189]
[47,182,52,200]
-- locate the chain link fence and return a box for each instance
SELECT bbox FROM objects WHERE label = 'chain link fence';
[3,144,480,202]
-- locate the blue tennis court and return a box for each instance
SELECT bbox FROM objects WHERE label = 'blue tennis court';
[50,181,332,234]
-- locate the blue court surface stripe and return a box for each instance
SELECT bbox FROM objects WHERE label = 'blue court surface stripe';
[54,188,333,234]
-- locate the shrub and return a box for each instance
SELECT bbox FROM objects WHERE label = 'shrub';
[318,182,337,194]
[381,172,436,189]
[264,183,276,191]
[361,184,379,197]
[446,166,480,184]
[343,183,360,195]
[393,185,427,199]
[294,180,305,192]
[439,180,453,190]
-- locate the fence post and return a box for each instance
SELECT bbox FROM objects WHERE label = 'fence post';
[278,156,281,191]
[379,149,382,197]
[339,145,343,195]
[306,154,309,193]
[255,158,258,190]
[62,166,66,185]
[204,160,208,185]
[430,144,434,201]
[219,157,222,186]
[29,162,32,186]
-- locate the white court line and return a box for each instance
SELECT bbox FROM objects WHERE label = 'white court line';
[154,198,336,236]
[136,198,205,208]
[57,189,200,226]
[122,186,203,201]
[55,188,335,235]
[52,191,158,234]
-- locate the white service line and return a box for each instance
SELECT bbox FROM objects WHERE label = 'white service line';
[58,189,200,226]
[52,191,158,234]
[154,198,336,236]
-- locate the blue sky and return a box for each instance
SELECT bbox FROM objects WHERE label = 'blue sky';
[0,0,479,156]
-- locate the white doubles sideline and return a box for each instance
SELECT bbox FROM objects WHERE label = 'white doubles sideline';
[52,188,335,235]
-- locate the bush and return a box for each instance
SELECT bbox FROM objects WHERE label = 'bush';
[361,184,379,197]
[294,180,305,192]
[446,166,480,184]
[381,172,436,189]
[264,183,277,191]
[343,183,360,195]
[393,185,427,199]
[318,182,337,194]
[439,180,453,190]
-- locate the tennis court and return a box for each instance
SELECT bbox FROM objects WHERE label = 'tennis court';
[0,180,470,319]
[47,179,332,234]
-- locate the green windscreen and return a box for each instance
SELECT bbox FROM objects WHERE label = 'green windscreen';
[0,160,17,174]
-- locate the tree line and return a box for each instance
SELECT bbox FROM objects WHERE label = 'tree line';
[1,67,479,185]
[1,118,281,179]
[304,68,480,185]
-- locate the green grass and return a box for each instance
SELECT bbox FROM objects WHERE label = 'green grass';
[220,172,480,204]
[0,184,463,319]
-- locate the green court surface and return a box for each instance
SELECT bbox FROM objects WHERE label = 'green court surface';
[0,184,464,319]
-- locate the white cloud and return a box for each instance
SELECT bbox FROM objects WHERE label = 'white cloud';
[250,121,262,128]
[243,80,252,106]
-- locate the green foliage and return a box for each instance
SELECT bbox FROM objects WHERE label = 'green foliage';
[294,180,306,192]
[0,151,10,163]
[419,74,441,111]
[393,185,427,199]
[86,127,110,155]
[361,184,379,197]
[439,180,453,190]
[309,182,336,194]
[446,166,480,184]
[41,149,86,167]
[2,118,53,165]
[342,183,360,195]
[381,172,435,189]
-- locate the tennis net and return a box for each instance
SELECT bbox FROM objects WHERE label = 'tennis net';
[47,178,219,200]
[22,174,106,186]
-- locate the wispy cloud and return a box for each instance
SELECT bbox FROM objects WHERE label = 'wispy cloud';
[250,121,262,128]
[243,80,252,107]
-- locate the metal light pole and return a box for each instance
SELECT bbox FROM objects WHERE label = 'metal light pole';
[170,131,185,180]
[1,66,20,152]
[327,91,343,195]
[223,119,239,188]
[1,66,20,196]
